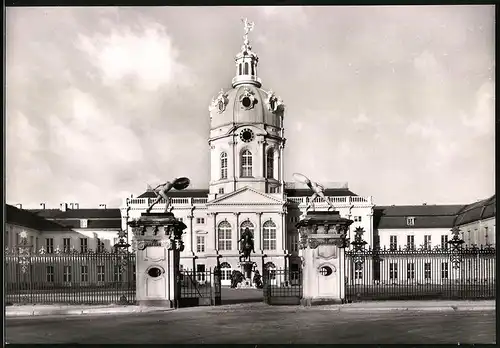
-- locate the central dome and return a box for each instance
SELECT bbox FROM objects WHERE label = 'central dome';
[209,84,284,130]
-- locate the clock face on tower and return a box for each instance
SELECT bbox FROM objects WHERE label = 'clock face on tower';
[240,128,255,143]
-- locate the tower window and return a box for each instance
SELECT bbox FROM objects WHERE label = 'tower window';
[239,64,242,75]
[220,152,228,179]
[266,149,274,179]
[244,62,249,75]
[241,150,253,177]
[251,63,255,75]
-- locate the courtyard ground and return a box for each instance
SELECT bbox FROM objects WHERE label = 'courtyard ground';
[6,302,495,344]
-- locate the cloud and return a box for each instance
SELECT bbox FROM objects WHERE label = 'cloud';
[460,81,495,135]
[260,6,308,26]
[353,112,370,124]
[76,23,193,91]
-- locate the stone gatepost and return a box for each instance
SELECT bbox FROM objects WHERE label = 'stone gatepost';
[129,212,186,308]
[297,211,352,306]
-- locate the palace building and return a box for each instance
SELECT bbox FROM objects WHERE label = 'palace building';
[8,22,494,288]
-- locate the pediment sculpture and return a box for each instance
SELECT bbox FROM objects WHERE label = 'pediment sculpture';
[266,90,284,113]
[209,88,229,114]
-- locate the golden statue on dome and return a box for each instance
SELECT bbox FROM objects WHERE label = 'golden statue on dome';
[241,17,255,43]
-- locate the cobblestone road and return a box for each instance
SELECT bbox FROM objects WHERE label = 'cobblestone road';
[6,304,495,344]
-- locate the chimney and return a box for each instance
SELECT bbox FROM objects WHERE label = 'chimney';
[99,204,107,209]
[40,203,46,209]
[69,203,74,209]
[16,204,22,210]
[423,203,427,206]
[60,203,67,212]
[74,203,79,209]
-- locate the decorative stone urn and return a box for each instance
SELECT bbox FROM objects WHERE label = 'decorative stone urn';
[296,211,352,306]
[129,212,186,308]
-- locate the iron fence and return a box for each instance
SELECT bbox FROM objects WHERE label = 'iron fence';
[345,245,496,302]
[178,269,221,307]
[5,249,136,305]
[263,269,303,305]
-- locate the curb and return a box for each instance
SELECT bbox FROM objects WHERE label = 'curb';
[323,306,496,312]
[6,306,174,318]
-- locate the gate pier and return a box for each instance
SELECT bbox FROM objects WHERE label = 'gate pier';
[129,212,185,308]
[297,211,352,306]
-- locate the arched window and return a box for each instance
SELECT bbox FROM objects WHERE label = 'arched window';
[220,262,232,285]
[266,149,274,179]
[240,220,255,240]
[263,220,277,250]
[244,62,249,75]
[238,64,242,75]
[251,63,255,75]
[220,152,228,179]
[240,150,253,177]
[218,221,232,251]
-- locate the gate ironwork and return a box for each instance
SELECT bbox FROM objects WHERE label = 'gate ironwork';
[263,268,303,305]
[344,229,496,302]
[177,268,221,307]
[5,246,136,305]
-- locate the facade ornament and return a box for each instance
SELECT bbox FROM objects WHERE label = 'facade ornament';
[160,239,172,249]
[266,90,284,113]
[209,88,229,114]
[239,88,256,110]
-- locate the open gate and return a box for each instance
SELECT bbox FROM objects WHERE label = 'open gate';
[263,268,303,305]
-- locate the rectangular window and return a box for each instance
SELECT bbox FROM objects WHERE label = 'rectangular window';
[81,265,89,282]
[218,187,224,194]
[196,264,206,282]
[97,238,105,253]
[441,235,448,250]
[354,262,363,279]
[63,238,71,252]
[46,265,54,282]
[424,235,431,250]
[97,265,105,282]
[354,216,362,222]
[196,218,205,224]
[389,235,397,251]
[63,265,72,282]
[424,263,431,279]
[114,265,123,282]
[389,263,398,279]
[406,263,415,280]
[80,219,88,228]
[45,238,54,254]
[263,229,277,250]
[441,262,449,279]
[196,236,205,253]
[269,186,279,194]
[290,234,299,252]
[407,235,415,250]
[80,238,88,253]
[406,217,415,226]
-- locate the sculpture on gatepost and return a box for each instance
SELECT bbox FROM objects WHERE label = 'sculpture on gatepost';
[239,227,255,262]
[146,177,190,213]
[293,173,336,212]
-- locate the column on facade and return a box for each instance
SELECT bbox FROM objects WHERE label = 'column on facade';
[234,212,240,251]
[230,138,237,191]
[279,143,284,192]
[256,212,263,251]
[260,139,267,179]
[211,212,218,253]
[187,210,194,255]
[281,211,287,251]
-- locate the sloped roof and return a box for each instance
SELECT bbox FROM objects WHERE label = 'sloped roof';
[28,208,121,219]
[6,205,71,231]
[374,205,465,229]
[51,219,122,229]
[454,195,496,226]
[137,189,209,199]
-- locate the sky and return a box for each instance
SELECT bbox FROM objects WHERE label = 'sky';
[6,6,495,208]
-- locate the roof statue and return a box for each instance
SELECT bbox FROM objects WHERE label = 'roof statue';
[146,177,190,213]
[293,173,336,212]
[241,17,255,45]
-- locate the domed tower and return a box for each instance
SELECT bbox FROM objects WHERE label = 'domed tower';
[208,19,286,199]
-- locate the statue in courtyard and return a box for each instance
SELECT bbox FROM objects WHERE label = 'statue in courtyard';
[239,227,255,262]
[146,177,190,213]
[293,173,336,212]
